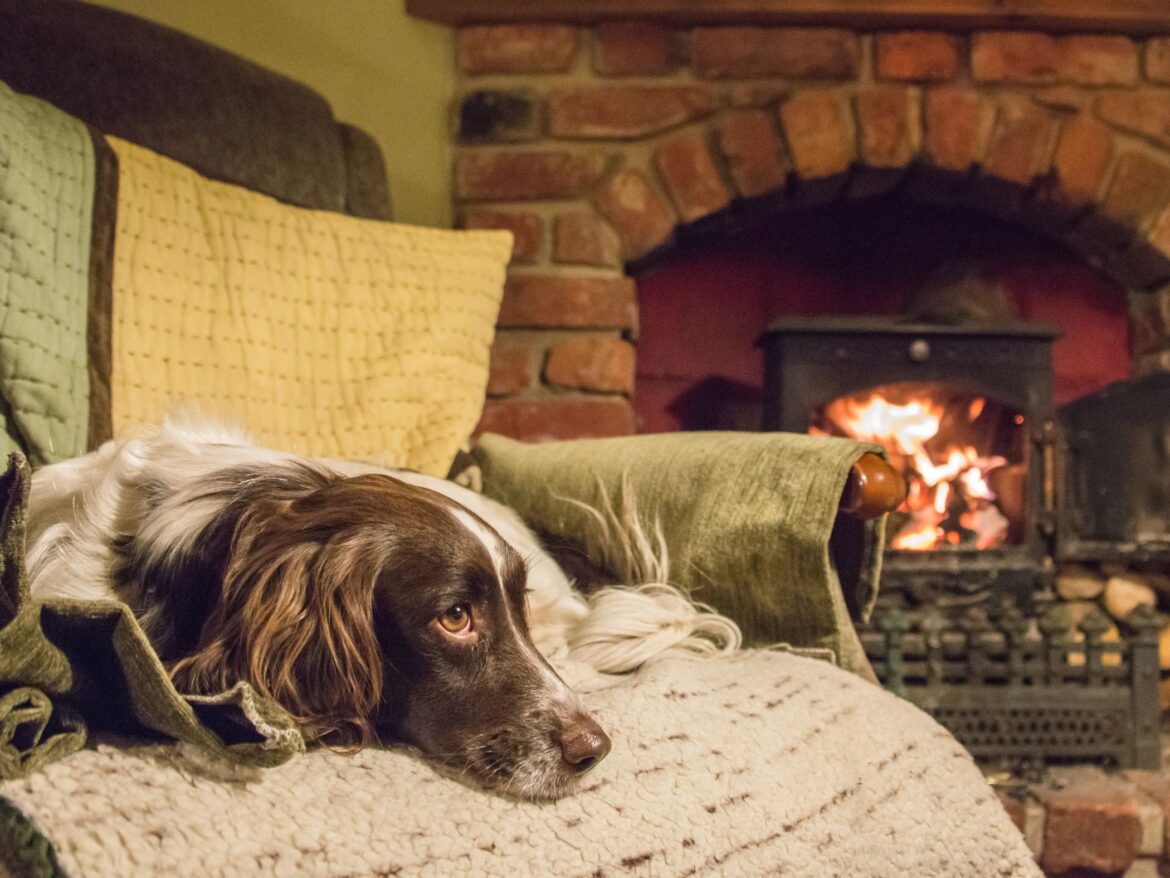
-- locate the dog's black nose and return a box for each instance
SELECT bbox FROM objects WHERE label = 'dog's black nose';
[559,716,612,773]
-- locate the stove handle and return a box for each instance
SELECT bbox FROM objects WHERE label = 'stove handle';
[841,453,906,520]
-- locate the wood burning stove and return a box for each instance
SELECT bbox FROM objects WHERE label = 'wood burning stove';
[760,317,1166,769]
[761,316,1059,619]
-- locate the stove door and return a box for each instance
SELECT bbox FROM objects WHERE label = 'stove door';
[1056,372,1170,563]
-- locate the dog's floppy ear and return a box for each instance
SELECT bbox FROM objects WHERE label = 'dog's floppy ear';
[168,498,384,747]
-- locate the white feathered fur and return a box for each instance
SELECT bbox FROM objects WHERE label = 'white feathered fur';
[26,419,740,675]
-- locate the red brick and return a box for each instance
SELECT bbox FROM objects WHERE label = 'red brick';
[544,334,635,393]
[594,22,676,75]
[1032,86,1091,112]
[548,86,718,139]
[875,32,962,82]
[1038,767,1142,876]
[982,96,1058,186]
[1147,38,1170,84]
[855,86,919,169]
[1102,151,1170,231]
[553,211,621,267]
[1097,91,1170,149]
[654,131,731,223]
[692,27,859,80]
[728,85,788,109]
[486,336,538,396]
[924,88,995,172]
[779,90,855,180]
[1057,35,1138,85]
[498,274,637,330]
[455,151,608,202]
[458,25,579,75]
[715,109,788,198]
[1053,115,1114,204]
[972,31,1059,83]
[592,167,676,260]
[476,398,636,441]
[460,209,543,264]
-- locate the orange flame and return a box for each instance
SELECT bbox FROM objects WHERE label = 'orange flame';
[818,389,1012,551]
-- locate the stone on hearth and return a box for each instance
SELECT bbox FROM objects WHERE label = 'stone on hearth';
[1056,564,1106,601]
[1057,600,1096,628]
[1104,575,1158,623]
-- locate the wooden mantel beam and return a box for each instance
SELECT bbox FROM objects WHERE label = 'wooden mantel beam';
[406,0,1170,35]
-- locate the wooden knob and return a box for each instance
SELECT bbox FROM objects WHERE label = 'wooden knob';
[841,453,905,519]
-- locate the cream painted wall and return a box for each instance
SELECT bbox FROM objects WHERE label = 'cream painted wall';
[85,0,453,228]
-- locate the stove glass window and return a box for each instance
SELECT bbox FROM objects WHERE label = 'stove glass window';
[811,382,1028,551]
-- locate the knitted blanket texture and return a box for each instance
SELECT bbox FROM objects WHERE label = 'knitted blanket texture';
[0,651,1040,877]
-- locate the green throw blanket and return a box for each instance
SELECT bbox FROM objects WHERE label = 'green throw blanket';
[0,454,303,781]
[0,82,95,467]
[473,431,885,678]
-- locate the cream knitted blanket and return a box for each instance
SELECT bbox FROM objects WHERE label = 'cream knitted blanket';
[0,650,1039,877]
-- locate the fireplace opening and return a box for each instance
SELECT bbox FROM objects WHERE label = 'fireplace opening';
[811,382,1028,553]
[639,194,1164,768]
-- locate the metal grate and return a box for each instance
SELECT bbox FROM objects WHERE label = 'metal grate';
[932,706,1126,752]
[863,604,1162,768]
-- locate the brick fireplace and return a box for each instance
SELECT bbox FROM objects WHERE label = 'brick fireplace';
[408,5,1170,872]
[407,2,1170,443]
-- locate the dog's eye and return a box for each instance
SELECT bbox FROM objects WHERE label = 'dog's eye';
[437,604,472,634]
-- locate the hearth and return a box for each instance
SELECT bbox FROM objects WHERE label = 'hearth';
[761,317,1169,768]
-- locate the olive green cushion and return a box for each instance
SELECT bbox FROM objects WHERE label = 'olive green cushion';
[472,431,886,678]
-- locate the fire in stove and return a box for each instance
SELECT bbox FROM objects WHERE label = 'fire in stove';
[811,382,1028,552]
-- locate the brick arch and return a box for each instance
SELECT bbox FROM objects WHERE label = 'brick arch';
[458,25,1170,440]
[590,90,1170,293]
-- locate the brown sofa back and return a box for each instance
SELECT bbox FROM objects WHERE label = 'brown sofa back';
[0,0,392,219]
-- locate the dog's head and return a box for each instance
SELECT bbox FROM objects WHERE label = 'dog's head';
[136,464,609,799]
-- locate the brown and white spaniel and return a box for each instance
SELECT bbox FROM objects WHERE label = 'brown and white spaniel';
[25,421,628,800]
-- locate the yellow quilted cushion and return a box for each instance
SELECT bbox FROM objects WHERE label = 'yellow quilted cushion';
[106,137,512,476]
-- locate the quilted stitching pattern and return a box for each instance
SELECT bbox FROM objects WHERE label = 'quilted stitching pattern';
[107,138,511,476]
[0,82,93,466]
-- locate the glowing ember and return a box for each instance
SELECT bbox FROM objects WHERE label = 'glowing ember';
[812,385,1019,551]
